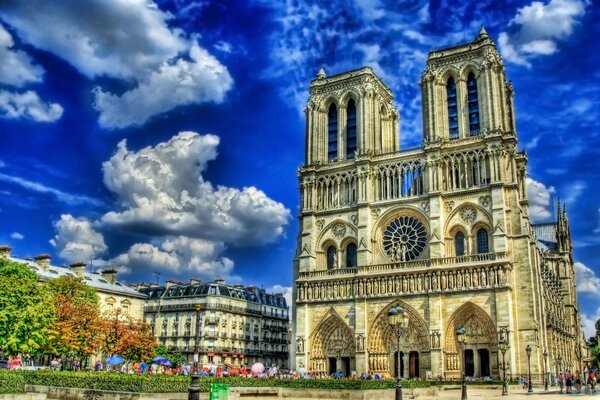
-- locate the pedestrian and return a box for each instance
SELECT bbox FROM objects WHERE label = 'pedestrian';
[95,360,102,372]
[565,370,572,394]
[558,372,564,393]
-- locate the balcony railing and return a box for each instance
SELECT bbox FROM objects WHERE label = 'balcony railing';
[298,252,509,280]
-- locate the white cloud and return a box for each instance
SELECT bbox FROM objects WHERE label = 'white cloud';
[10,232,24,240]
[214,41,233,53]
[0,90,63,122]
[93,44,232,128]
[581,310,598,339]
[499,0,586,67]
[0,0,232,129]
[562,180,586,205]
[574,262,600,294]
[50,214,108,263]
[110,236,234,280]
[0,170,101,206]
[527,177,555,222]
[100,131,290,246]
[0,23,44,87]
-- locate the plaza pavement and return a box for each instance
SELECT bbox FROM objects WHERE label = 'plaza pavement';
[426,387,600,399]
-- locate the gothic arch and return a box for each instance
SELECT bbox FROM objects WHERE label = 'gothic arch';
[321,95,339,110]
[435,66,460,85]
[340,89,360,107]
[308,308,355,373]
[367,300,430,376]
[372,206,430,262]
[459,63,482,80]
[443,301,498,378]
[444,202,492,238]
[317,219,358,248]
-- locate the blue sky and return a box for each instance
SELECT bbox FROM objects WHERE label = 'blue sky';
[0,0,599,334]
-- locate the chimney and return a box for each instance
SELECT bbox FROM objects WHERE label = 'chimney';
[165,279,178,288]
[0,245,11,259]
[101,268,118,285]
[214,277,225,285]
[34,254,52,271]
[189,277,202,285]
[70,261,87,278]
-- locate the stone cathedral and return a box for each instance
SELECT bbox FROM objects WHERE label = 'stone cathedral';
[292,28,586,380]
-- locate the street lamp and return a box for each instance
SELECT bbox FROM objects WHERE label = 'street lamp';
[526,345,533,393]
[543,350,548,391]
[188,304,202,400]
[498,338,509,396]
[457,327,467,400]
[388,305,409,400]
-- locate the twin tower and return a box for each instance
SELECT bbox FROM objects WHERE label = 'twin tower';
[292,28,582,381]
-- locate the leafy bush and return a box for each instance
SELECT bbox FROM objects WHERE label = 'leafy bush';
[0,370,26,394]
[0,370,435,393]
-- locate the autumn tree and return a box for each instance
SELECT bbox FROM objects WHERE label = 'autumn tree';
[101,308,156,362]
[0,258,55,354]
[46,275,104,362]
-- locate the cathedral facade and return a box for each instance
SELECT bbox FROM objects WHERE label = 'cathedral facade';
[292,29,585,381]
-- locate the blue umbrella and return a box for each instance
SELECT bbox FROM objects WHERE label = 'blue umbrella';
[156,358,172,366]
[107,355,124,365]
[153,356,167,362]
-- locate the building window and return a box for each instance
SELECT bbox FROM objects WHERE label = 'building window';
[326,245,337,270]
[477,228,489,254]
[467,72,480,136]
[346,243,357,268]
[346,99,357,158]
[455,231,465,256]
[328,104,338,161]
[447,77,458,139]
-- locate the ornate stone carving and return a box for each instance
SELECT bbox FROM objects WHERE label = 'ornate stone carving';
[332,223,346,238]
[297,336,305,353]
[316,219,325,230]
[356,333,365,352]
[479,196,491,208]
[371,208,381,218]
[444,201,455,212]
[383,216,427,262]
[350,214,359,225]
[460,207,477,224]
[420,201,430,214]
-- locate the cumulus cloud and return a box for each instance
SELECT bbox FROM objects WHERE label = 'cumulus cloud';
[50,214,108,263]
[0,0,232,129]
[574,262,600,294]
[581,310,599,339]
[10,232,24,240]
[0,23,44,87]
[99,131,290,246]
[527,177,556,222]
[498,0,587,67]
[110,236,234,279]
[0,90,63,122]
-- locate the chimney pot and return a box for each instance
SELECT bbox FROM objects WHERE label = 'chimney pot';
[34,254,52,271]
[0,245,11,259]
[100,268,118,285]
[69,261,87,278]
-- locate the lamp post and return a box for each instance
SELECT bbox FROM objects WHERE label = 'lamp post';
[498,338,509,396]
[188,304,202,400]
[543,350,548,391]
[388,305,409,400]
[457,327,467,400]
[526,345,533,393]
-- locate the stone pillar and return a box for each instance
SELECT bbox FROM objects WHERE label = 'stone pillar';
[474,349,481,377]
[403,353,409,379]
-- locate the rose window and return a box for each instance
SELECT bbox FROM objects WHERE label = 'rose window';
[383,216,427,261]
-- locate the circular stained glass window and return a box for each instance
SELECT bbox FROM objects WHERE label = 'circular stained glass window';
[383,216,427,261]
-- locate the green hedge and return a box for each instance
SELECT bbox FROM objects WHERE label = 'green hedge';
[0,370,434,393]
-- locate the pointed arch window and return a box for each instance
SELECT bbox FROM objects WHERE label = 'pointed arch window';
[476,228,489,254]
[346,99,357,159]
[326,245,337,270]
[467,72,480,136]
[346,243,357,268]
[447,77,458,139]
[328,104,338,161]
[455,231,465,256]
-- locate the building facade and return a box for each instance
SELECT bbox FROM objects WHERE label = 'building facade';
[0,245,146,320]
[292,29,585,380]
[136,278,289,368]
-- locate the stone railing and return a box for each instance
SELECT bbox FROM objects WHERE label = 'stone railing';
[298,252,509,280]
[297,263,511,303]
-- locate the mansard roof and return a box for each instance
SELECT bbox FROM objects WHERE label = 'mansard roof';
[533,223,558,252]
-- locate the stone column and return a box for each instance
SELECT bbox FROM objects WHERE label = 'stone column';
[403,353,409,379]
[474,349,481,377]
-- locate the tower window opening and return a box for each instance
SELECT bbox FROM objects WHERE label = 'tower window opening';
[476,228,489,253]
[346,243,357,268]
[346,99,357,159]
[447,77,458,139]
[326,245,337,270]
[455,231,465,256]
[328,104,338,161]
[467,72,480,136]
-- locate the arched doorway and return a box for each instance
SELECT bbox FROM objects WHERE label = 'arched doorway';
[444,302,498,380]
[367,301,430,378]
[308,309,356,377]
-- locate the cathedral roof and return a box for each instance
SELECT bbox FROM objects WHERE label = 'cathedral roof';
[532,223,558,252]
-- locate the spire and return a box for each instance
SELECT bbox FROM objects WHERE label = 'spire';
[477,26,489,41]
[317,68,326,80]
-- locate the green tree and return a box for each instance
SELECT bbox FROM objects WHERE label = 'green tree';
[0,258,55,354]
[46,275,104,362]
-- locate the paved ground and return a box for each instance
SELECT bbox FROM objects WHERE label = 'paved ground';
[429,387,600,399]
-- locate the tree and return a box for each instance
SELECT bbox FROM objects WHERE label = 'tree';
[46,276,104,362]
[101,308,157,362]
[0,259,55,354]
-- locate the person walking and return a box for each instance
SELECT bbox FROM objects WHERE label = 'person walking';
[558,372,564,393]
